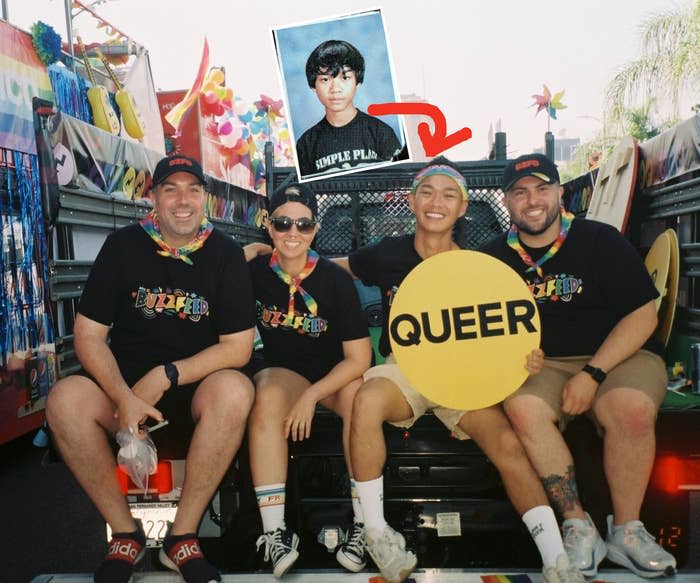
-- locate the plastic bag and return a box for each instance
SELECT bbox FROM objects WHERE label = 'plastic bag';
[116,429,158,491]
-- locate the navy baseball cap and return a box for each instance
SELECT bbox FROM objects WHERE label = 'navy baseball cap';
[502,153,560,192]
[152,155,206,187]
[268,181,318,218]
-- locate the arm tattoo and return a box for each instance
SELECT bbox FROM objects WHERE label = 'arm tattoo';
[540,464,580,517]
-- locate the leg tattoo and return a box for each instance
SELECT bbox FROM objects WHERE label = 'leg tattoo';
[540,464,580,518]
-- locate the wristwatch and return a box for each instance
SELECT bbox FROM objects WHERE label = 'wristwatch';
[164,362,179,391]
[582,364,607,384]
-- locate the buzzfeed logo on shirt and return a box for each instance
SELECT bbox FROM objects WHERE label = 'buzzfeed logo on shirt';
[527,273,583,303]
[132,286,209,321]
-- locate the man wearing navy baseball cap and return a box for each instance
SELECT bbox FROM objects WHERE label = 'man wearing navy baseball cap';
[481,153,676,578]
[151,155,206,188]
[46,154,256,583]
[501,153,560,193]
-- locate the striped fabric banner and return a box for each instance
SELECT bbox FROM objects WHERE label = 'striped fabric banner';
[481,574,533,583]
[0,20,53,155]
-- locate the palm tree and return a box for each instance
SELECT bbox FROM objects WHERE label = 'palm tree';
[605,0,700,127]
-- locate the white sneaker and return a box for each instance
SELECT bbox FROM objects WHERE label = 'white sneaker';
[562,512,607,577]
[365,525,417,583]
[605,515,677,578]
[336,522,367,572]
[543,553,587,583]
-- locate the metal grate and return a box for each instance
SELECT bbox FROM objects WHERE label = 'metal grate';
[269,160,511,255]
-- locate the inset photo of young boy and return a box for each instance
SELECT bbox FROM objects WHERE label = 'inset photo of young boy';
[273,9,409,181]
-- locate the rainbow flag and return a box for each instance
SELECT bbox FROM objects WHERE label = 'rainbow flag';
[481,575,533,583]
[165,38,209,135]
[0,20,53,154]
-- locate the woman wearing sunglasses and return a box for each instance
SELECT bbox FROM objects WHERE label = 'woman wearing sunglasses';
[244,182,372,578]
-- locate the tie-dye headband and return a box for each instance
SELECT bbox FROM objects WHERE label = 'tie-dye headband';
[411,165,468,201]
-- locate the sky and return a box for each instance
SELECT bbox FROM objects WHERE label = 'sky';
[4,0,690,161]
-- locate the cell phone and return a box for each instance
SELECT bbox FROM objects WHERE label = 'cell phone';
[145,419,169,433]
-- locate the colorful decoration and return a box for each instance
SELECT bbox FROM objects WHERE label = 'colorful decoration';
[0,150,54,365]
[30,21,62,66]
[531,84,567,132]
[48,63,92,122]
[165,39,210,136]
[198,70,293,194]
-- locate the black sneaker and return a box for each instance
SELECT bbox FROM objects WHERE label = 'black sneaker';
[256,527,300,578]
[336,522,367,572]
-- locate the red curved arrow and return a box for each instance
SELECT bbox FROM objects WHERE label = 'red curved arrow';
[368,102,472,157]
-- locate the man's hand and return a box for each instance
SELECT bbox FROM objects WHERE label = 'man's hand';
[243,242,273,262]
[131,365,170,407]
[283,390,318,442]
[561,372,598,415]
[525,348,544,375]
[114,391,163,437]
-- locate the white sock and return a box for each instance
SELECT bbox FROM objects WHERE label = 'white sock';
[355,476,388,533]
[255,483,286,533]
[522,505,565,569]
[350,478,364,524]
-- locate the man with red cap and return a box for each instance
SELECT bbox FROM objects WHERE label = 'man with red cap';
[46,155,256,583]
[482,153,676,579]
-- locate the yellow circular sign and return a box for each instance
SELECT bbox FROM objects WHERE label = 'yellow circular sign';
[389,250,541,411]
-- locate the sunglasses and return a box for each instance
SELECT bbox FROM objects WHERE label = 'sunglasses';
[268,216,318,234]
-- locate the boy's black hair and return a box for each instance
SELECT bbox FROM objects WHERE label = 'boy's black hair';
[305,40,365,88]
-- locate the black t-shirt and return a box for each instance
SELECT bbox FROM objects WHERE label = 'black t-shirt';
[480,219,660,357]
[296,110,400,178]
[79,225,255,384]
[249,254,369,383]
[349,235,421,357]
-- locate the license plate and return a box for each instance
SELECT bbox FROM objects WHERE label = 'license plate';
[106,502,178,548]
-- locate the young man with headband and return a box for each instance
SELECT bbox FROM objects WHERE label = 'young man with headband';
[334,157,584,583]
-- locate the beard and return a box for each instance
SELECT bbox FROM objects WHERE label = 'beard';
[513,204,561,236]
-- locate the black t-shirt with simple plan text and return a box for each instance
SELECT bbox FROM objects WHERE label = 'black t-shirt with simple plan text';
[296,110,400,178]
[349,235,421,358]
[249,254,369,383]
[480,219,661,357]
[78,224,255,384]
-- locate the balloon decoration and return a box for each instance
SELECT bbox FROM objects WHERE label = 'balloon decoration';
[531,84,567,131]
[198,68,293,195]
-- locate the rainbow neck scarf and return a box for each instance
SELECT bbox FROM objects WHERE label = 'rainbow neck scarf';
[140,211,213,266]
[507,208,574,278]
[269,249,320,319]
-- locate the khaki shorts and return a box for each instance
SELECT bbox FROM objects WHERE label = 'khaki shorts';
[510,349,667,429]
[363,355,470,439]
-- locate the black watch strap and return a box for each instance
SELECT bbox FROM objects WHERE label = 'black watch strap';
[582,364,607,384]
[164,362,179,391]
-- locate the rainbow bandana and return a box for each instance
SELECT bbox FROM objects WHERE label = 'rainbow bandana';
[412,165,468,200]
[140,211,213,265]
[269,249,320,319]
[507,207,575,278]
